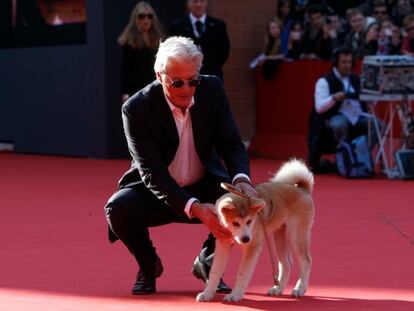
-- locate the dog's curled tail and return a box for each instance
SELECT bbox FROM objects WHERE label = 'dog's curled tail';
[271,158,314,193]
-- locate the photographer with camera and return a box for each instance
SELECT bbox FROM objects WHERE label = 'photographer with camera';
[307,46,381,173]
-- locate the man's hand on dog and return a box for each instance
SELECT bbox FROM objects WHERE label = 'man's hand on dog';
[234,180,258,198]
[190,202,233,240]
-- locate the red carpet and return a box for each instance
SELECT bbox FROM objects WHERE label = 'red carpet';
[0,153,413,310]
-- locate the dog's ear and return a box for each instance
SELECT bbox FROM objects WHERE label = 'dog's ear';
[249,197,265,212]
[218,202,236,223]
[219,203,235,213]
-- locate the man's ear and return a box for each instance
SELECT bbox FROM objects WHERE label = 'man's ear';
[250,197,265,212]
[156,72,162,82]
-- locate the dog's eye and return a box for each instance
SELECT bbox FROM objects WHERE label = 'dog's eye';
[247,220,252,225]
[232,222,240,227]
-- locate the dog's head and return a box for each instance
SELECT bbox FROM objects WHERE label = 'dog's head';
[216,193,265,244]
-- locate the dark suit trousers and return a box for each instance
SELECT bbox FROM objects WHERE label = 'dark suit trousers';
[104,173,228,277]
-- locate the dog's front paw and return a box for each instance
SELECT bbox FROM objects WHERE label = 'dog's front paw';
[223,292,243,302]
[291,288,306,297]
[196,291,215,302]
[267,286,284,296]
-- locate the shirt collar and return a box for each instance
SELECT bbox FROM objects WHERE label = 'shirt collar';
[333,67,349,81]
[165,95,195,113]
[189,13,206,25]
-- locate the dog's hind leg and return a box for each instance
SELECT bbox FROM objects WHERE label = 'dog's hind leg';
[268,225,292,296]
[196,239,231,302]
[223,241,263,302]
[286,223,312,297]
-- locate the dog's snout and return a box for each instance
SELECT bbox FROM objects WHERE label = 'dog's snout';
[241,236,250,243]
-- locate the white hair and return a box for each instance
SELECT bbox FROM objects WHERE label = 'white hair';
[154,36,203,73]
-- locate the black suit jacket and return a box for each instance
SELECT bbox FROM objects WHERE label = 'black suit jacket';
[119,75,249,217]
[169,15,230,79]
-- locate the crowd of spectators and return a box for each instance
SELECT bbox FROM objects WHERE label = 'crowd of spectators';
[262,0,414,62]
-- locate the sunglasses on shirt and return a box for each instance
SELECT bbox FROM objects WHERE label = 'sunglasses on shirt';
[164,74,201,88]
[137,13,153,20]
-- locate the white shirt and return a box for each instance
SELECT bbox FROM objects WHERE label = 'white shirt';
[165,95,250,218]
[189,13,206,38]
[314,67,363,125]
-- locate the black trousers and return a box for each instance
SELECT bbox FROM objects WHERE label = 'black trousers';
[104,173,228,277]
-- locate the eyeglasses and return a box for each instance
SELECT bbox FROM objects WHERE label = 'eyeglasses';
[374,10,387,15]
[163,74,201,88]
[137,13,153,20]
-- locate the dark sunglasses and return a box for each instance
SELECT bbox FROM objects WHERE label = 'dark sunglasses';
[164,74,201,88]
[137,13,153,20]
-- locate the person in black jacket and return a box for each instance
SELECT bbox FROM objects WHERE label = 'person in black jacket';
[307,47,378,172]
[169,0,230,80]
[104,36,256,295]
[118,2,165,103]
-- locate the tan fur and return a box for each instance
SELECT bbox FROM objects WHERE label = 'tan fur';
[196,159,315,302]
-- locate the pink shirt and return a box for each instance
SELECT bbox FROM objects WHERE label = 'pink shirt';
[165,96,204,217]
[165,96,250,218]
[166,97,205,187]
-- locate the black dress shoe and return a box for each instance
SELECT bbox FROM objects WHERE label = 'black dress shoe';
[132,256,164,295]
[216,278,232,294]
[192,254,232,293]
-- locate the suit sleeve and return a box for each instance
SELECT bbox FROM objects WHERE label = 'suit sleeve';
[217,21,230,66]
[122,98,193,217]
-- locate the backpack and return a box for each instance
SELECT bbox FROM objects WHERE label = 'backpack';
[336,135,374,178]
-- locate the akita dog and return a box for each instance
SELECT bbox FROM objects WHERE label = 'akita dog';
[196,159,315,302]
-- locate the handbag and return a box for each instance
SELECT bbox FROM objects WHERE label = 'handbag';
[336,135,374,178]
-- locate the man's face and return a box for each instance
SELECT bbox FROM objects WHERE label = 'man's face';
[310,12,324,29]
[350,13,365,33]
[187,0,208,18]
[157,58,200,110]
[328,15,341,30]
[337,54,353,76]
[373,5,388,21]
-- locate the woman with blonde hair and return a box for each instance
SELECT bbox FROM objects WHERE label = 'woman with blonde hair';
[260,17,286,79]
[119,2,165,102]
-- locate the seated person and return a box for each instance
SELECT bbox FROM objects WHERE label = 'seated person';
[307,47,378,173]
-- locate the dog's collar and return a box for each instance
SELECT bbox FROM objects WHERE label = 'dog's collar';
[220,182,250,200]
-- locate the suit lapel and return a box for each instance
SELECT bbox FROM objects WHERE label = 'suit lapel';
[153,84,179,144]
[190,83,208,153]
[184,16,196,38]
[204,15,215,36]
